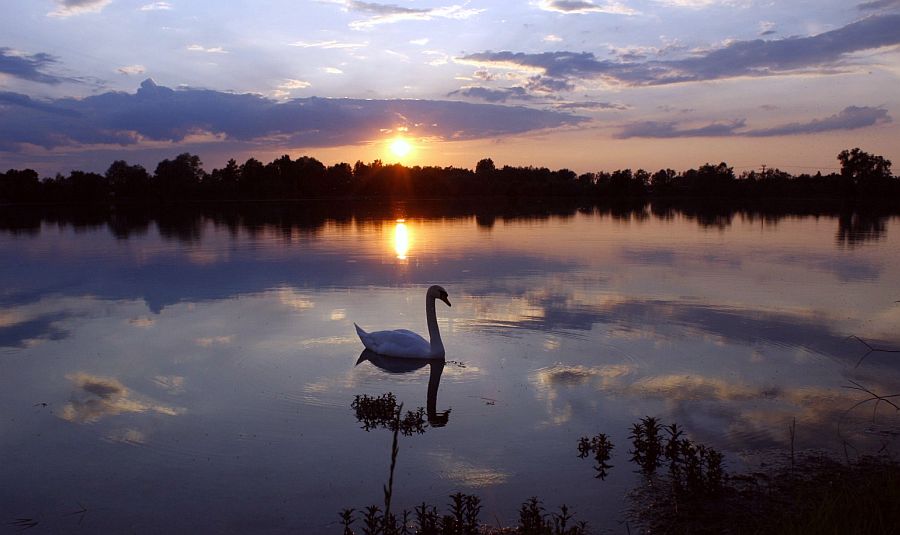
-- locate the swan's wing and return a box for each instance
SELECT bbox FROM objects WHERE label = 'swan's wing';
[358,328,430,358]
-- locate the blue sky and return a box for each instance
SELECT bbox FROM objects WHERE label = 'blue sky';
[1,0,899,174]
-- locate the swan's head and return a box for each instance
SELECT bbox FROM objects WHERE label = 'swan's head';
[428,285,451,307]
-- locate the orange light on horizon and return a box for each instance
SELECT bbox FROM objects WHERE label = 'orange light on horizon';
[389,137,412,159]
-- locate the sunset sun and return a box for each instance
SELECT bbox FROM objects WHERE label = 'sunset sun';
[389,138,412,159]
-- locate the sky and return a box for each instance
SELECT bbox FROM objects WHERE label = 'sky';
[1,0,899,175]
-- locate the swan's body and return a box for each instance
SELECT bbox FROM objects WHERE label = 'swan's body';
[355,285,451,359]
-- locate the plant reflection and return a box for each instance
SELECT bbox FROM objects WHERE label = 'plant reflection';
[355,349,451,427]
[351,392,427,436]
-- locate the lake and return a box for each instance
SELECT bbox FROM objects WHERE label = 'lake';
[2,201,899,533]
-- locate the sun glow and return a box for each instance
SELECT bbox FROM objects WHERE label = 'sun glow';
[389,138,412,159]
[393,219,410,260]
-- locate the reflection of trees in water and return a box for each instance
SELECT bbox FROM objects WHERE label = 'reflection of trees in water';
[837,211,888,247]
[1,200,897,245]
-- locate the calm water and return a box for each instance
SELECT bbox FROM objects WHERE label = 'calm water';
[2,203,899,533]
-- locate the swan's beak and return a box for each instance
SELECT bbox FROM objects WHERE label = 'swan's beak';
[441,296,452,307]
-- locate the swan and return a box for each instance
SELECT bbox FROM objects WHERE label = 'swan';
[354,285,451,358]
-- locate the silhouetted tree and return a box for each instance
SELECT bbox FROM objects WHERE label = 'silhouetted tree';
[475,158,496,175]
[651,169,677,193]
[67,170,110,202]
[206,158,240,199]
[3,148,899,205]
[106,160,150,200]
[154,153,204,200]
[239,157,265,198]
[324,162,354,196]
[838,148,894,195]
[0,169,41,202]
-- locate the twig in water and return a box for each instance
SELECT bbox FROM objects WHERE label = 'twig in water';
[789,418,796,475]
[62,503,88,525]
[9,518,39,531]
[383,402,403,522]
[842,379,900,420]
[847,335,900,368]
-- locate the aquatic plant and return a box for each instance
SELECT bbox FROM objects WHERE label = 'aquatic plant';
[339,495,586,535]
[576,433,614,479]
[351,393,428,436]
[516,497,587,535]
[628,416,663,475]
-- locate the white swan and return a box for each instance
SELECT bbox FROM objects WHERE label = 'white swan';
[354,285,451,358]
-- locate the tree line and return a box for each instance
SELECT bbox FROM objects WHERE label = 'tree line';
[1,148,896,204]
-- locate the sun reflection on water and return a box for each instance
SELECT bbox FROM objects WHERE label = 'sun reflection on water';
[394,219,410,260]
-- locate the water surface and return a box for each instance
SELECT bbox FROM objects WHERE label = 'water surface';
[2,203,899,533]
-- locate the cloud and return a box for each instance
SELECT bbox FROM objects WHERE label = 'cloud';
[758,20,776,36]
[615,106,891,138]
[0,311,69,348]
[0,91,80,117]
[858,0,900,11]
[458,14,900,87]
[140,1,173,10]
[187,44,227,53]
[0,78,585,152]
[328,0,484,29]
[616,119,747,138]
[653,0,738,7]
[288,40,367,49]
[0,48,65,84]
[554,100,629,111]
[536,0,638,15]
[60,372,182,423]
[279,79,311,89]
[48,0,112,17]
[116,64,146,75]
[448,86,535,103]
[745,106,892,136]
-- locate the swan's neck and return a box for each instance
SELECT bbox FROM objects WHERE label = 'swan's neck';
[427,361,444,416]
[426,296,444,357]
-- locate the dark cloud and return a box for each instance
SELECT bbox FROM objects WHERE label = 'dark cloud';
[745,106,891,137]
[0,48,64,84]
[49,0,111,16]
[616,119,746,139]
[0,312,69,348]
[447,86,534,103]
[344,0,426,15]
[858,0,900,11]
[0,91,81,116]
[615,106,890,139]
[459,14,900,87]
[554,101,629,111]
[0,79,585,151]
[331,0,482,28]
[537,0,635,14]
[526,75,575,93]
[58,0,105,6]
[542,0,602,12]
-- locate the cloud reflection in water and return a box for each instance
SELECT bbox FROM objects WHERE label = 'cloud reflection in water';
[60,372,183,424]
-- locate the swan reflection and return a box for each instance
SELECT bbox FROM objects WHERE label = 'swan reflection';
[356,349,451,427]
